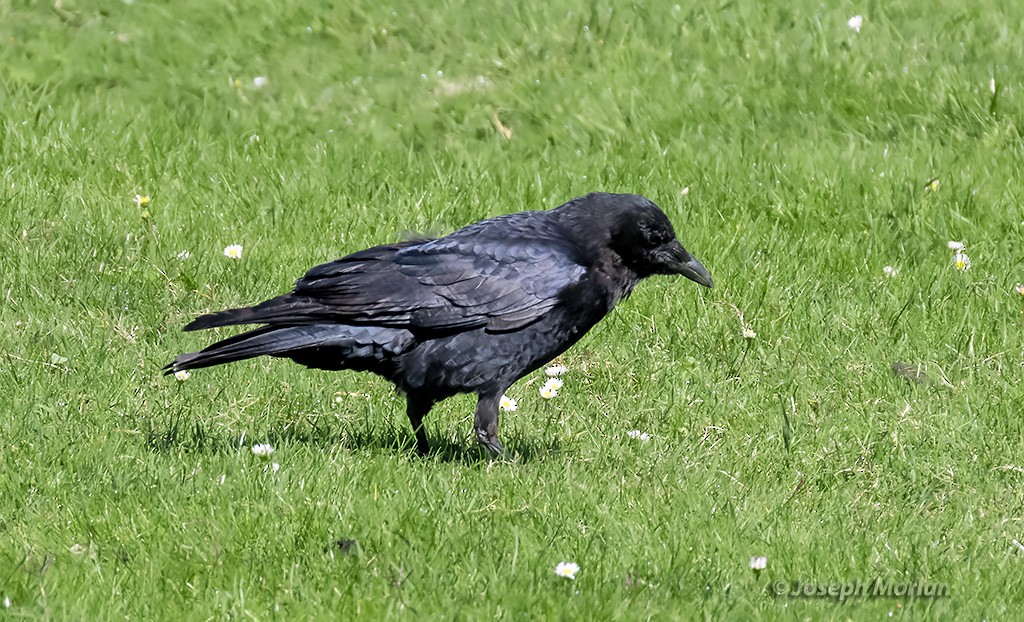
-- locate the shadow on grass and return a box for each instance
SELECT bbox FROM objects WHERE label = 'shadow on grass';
[144,410,566,465]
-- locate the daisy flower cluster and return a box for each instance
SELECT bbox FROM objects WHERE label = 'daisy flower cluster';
[132,195,246,266]
[539,377,563,399]
[229,75,270,104]
[494,363,569,414]
[884,239,984,283]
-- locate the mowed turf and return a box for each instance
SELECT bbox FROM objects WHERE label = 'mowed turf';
[2,0,1023,618]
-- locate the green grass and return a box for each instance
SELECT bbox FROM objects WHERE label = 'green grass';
[3,0,1024,618]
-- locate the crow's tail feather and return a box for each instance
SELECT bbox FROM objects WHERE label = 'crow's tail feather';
[165,325,309,373]
[165,324,414,375]
[183,295,332,331]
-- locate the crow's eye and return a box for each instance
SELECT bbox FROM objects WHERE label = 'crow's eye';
[640,224,671,246]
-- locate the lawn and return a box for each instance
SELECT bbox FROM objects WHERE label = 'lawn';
[2,0,1023,619]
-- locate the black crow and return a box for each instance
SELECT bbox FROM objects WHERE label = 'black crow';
[166,192,713,455]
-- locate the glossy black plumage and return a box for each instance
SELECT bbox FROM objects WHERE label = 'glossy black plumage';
[166,192,713,455]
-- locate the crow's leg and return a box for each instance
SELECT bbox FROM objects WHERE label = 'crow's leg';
[406,395,432,456]
[474,393,505,456]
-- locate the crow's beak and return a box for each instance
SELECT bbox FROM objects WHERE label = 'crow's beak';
[659,242,714,288]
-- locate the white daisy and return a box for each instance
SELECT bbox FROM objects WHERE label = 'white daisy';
[554,561,579,580]
[499,395,518,411]
[174,370,191,381]
[847,15,863,32]
[953,252,971,272]
[223,244,243,259]
[544,364,568,377]
[251,443,274,458]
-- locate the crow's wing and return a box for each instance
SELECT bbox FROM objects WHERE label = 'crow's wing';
[294,214,587,332]
[187,212,589,333]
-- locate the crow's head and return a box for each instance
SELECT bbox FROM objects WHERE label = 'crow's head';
[565,193,713,288]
